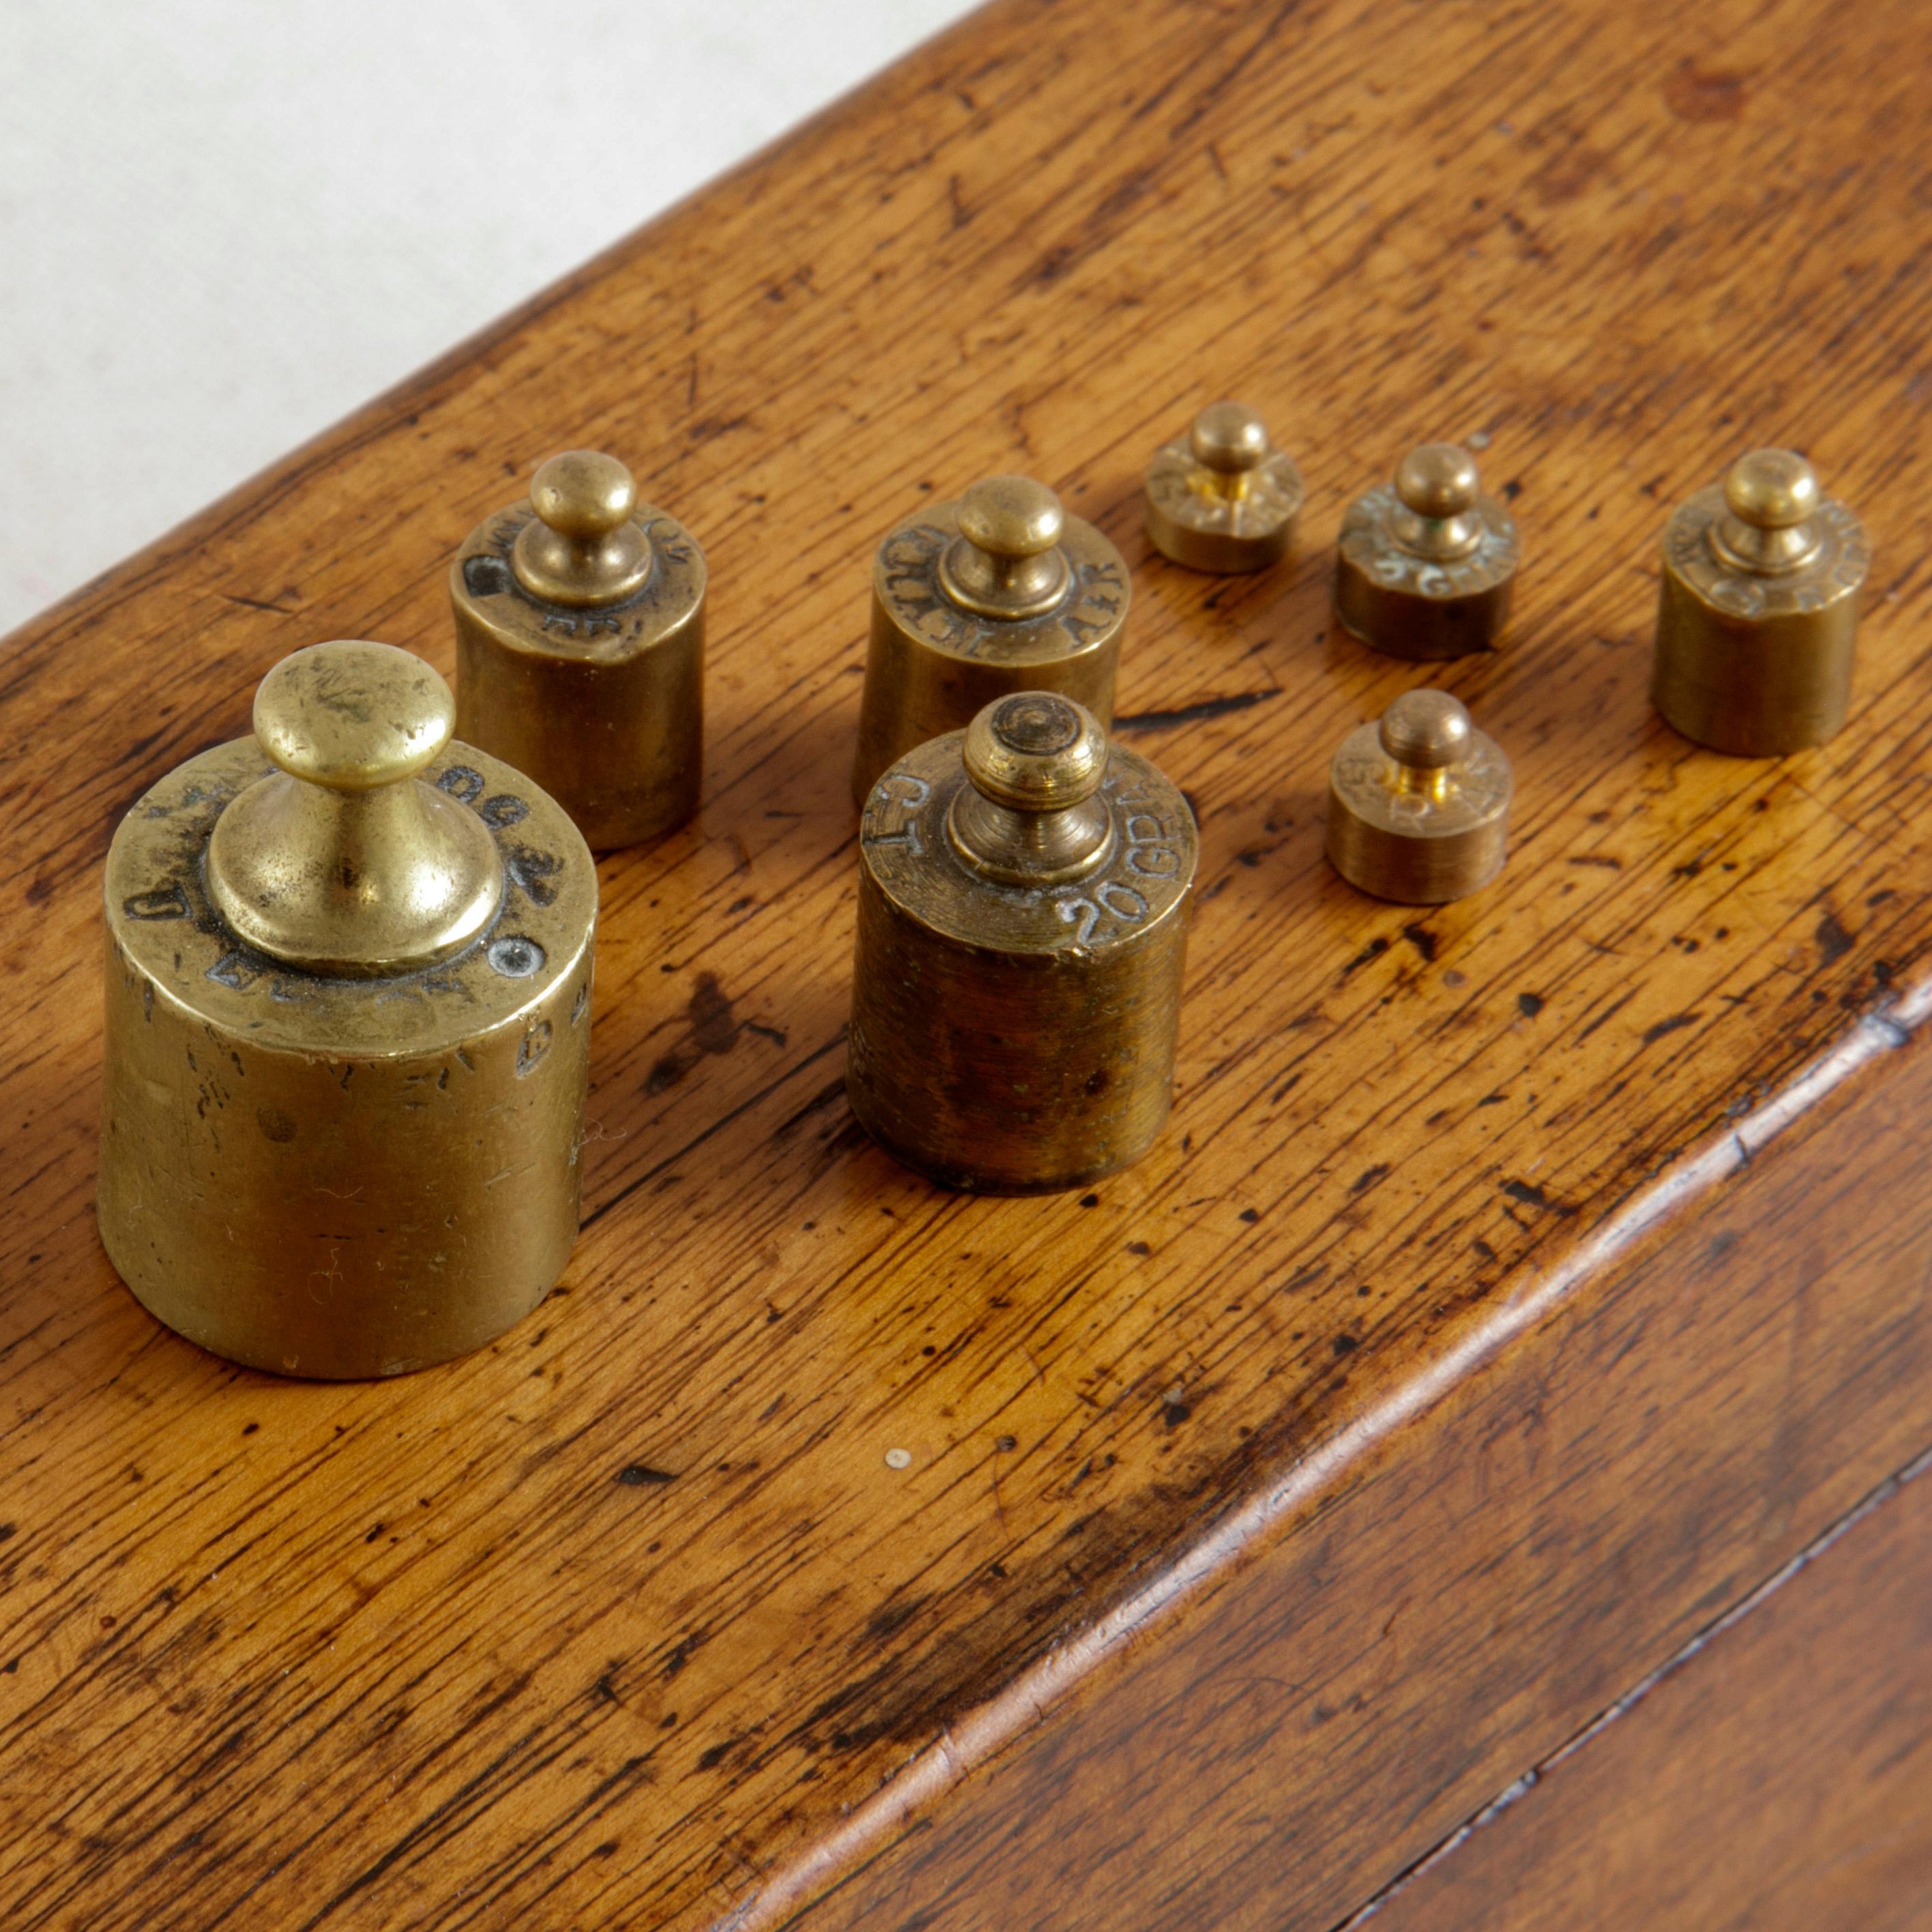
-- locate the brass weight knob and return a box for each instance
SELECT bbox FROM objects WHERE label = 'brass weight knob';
[452,447,707,849]
[1652,449,1871,755]
[99,641,596,1379]
[1334,442,1521,659]
[851,472,1130,804]
[1143,401,1305,572]
[849,691,1197,1193]
[207,641,503,974]
[1325,688,1512,903]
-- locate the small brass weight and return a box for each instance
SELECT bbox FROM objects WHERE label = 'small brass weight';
[1652,449,1871,755]
[851,474,1130,803]
[1326,689,1512,903]
[849,691,1197,1192]
[1143,401,1304,572]
[452,449,707,849]
[98,641,596,1378]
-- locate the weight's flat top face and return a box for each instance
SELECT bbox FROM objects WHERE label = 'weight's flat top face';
[873,502,1128,667]
[1664,484,1870,618]
[452,502,706,663]
[860,733,1195,955]
[106,737,595,1058]
[1145,437,1304,541]
[1338,483,1519,600]
[1328,720,1512,840]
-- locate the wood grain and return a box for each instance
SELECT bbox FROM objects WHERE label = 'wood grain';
[1358,1452,1932,1932]
[3,0,1932,1927]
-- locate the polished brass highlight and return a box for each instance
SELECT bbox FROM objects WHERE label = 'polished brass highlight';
[99,640,596,1379]
[1652,449,1870,755]
[1334,443,1519,659]
[1326,688,1511,903]
[851,475,1129,804]
[452,448,706,849]
[1143,401,1304,572]
[849,691,1196,1193]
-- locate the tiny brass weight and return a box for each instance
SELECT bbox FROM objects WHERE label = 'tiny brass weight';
[849,691,1197,1193]
[98,640,596,1379]
[452,448,706,849]
[1335,443,1520,660]
[1326,688,1511,904]
[851,474,1130,804]
[1143,400,1304,572]
[1652,449,1871,755]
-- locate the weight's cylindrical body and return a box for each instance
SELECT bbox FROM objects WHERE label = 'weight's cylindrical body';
[1652,467,1869,756]
[452,455,707,849]
[851,484,1130,804]
[99,701,595,1379]
[849,699,1195,1194]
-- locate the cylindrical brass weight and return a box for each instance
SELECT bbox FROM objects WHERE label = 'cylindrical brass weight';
[1144,401,1304,572]
[452,448,706,849]
[1326,688,1512,904]
[98,641,596,1379]
[849,691,1197,1194]
[851,475,1130,804]
[1652,449,1871,756]
[1335,443,1520,660]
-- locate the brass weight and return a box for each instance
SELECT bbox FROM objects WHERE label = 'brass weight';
[98,641,596,1379]
[851,475,1130,804]
[1143,401,1304,572]
[1334,443,1520,660]
[452,449,707,849]
[849,691,1197,1194]
[1326,688,1512,903]
[1652,449,1871,755]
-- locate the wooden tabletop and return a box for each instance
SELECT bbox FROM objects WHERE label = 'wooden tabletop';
[5,1,1932,1927]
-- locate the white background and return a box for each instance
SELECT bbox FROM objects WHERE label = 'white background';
[0,1,971,635]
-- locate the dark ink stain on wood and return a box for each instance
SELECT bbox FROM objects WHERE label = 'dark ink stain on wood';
[1341,935,1391,978]
[1517,992,1545,1018]
[1331,1334,1359,1357]
[1663,59,1751,122]
[1078,1192,1101,1208]
[1642,1013,1701,1046]
[616,1465,676,1488]
[1126,1241,1152,1257]
[1353,1165,1391,1194]
[1501,1179,1579,1216]
[697,1736,742,1770]
[645,974,741,1094]
[1162,1400,1193,1428]
[1816,910,1854,964]
[1239,1207,1261,1223]
[1402,924,1438,963]
[1113,689,1280,731]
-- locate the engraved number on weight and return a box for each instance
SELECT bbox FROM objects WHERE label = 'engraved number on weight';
[122,883,190,921]
[1055,881,1148,948]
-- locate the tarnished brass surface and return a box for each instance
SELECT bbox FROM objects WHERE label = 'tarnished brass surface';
[98,641,596,1379]
[1326,688,1511,904]
[851,475,1129,804]
[849,691,1195,1193]
[1143,401,1304,572]
[1652,449,1870,756]
[453,449,707,850]
[1334,443,1519,660]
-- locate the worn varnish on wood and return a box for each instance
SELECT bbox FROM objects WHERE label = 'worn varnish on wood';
[4,2,1932,1927]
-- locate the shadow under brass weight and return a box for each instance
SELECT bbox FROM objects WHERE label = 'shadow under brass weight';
[1326,688,1512,903]
[851,475,1130,804]
[849,691,1196,1193]
[452,448,707,849]
[98,641,596,1379]
[1652,448,1871,755]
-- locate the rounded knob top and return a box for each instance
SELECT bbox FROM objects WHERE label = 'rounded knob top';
[1379,688,1473,772]
[1723,448,1819,530]
[1395,443,1481,521]
[254,641,454,793]
[958,475,1065,559]
[1190,402,1271,475]
[530,450,639,541]
[964,691,1108,813]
